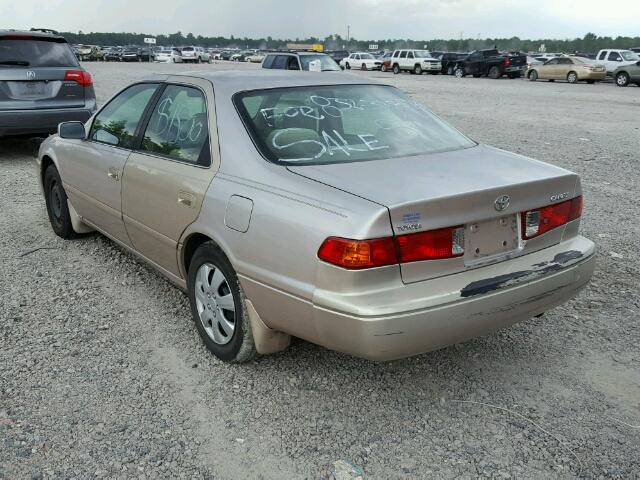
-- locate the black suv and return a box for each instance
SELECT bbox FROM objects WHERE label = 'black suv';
[0,29,97,137]
[262,52,341,71]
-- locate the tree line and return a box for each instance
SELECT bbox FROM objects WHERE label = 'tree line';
[61,31,640,54]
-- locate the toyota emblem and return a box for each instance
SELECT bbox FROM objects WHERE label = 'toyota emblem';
[26,70,36,80]
[494,195,510,211]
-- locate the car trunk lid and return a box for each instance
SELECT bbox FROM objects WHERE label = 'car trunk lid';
[0,67,86,110]
[288,144,579,283]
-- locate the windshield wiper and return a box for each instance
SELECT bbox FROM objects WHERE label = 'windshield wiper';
[0,60,30,66]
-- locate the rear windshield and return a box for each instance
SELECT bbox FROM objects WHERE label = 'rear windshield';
[0,37,79,67]
[299,55,341,71]
[182,47,194,51]
[234,84,475,165]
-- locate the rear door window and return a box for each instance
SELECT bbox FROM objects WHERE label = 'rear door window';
[273,55,289,69]
[0,36,79,67]
[399,51,407,59]
[90,83,159,148]
[140,84,210,165]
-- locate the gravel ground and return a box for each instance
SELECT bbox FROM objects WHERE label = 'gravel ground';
[1,62,639,479]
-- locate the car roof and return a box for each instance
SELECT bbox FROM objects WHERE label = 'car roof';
[0,29,65,40]
[150,70,384,96]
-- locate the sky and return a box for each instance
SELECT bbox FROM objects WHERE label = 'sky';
[2,0,639,40]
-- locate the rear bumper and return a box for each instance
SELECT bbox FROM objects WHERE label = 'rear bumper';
[0,107,94,137]
[311,236,595,360]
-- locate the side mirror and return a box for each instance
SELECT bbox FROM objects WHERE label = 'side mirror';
[58,121,86,140]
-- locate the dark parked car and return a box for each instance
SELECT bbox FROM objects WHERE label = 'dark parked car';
[0,29,96,137]
[121,46,150,62]
[436,52,468,75]
[454,49,527,79]
[104,47,123,61]
[219,51,235,60]
[327,50,350,64]
[262,52,341,71]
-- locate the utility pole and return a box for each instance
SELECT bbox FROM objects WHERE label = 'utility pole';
[347,25,350,44]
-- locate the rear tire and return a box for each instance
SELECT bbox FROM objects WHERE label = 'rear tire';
[446,65,454,75]
[488,66,501,79]
[345,62,351,70]
[44,165,76,240]
[615,72,630,87]
[381,64,387,72]
[188,242,256,363]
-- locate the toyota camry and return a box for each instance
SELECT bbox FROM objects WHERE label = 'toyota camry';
[36,71,595,362]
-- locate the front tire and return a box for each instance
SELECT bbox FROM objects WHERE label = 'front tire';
[188,242,256,363]
[361,63,368,71]
[44,165,76,239]
[414,64,423,75]
[615,72,630,87]
[454,67,465,78]
[529,70,538,81]
[567,71,578,84]
[392,64,400,74]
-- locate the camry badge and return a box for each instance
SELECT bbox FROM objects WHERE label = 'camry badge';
[494,195,510,211]
[26,70,36,80]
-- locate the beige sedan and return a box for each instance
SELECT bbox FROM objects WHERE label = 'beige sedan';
[528,57,606,84]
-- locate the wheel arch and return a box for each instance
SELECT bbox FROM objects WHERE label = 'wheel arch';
[180,231,234,280]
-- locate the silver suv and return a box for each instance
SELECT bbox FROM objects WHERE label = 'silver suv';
[0,29,97,137]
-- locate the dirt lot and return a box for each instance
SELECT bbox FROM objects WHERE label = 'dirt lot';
[1,62,639,479]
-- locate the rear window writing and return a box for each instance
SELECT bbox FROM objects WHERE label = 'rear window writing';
[234,85,475,165]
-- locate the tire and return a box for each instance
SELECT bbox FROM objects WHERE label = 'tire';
[381,64,387,72]
[488,66,501,79]
[44,165,76,240]
[345,62,351,70]
[529,70,538,81]
[454,67,465,78]
[567,71,578,84]
[414,64,422,75]
[615,72,630,87]
[446,65,454,75]
[197,57,202,64]
[138,56,142,62]
[188,242,256,363]
[586,80,595,84]
[361,63,368,71]
[172,58,176,63]
[392,64,400,74]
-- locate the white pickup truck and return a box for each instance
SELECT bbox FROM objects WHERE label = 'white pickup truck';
[595,49,640,75]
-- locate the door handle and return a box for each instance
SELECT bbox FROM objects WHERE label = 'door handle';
[178,191,195,208]
[107,167,120,181]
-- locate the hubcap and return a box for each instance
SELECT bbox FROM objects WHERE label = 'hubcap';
[617,75,626,85]
[569,74,576,82]
[194,263,236,345]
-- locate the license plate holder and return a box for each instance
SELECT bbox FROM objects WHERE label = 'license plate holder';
[466,215,519,263]
[18,81,46,97]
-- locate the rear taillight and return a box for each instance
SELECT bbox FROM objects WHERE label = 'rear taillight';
[318,237,397,269]
[318,226,465,269]
[504,57,511,67]
[521,196,582,240]
[396,226,464,262]
[64,70,93,87]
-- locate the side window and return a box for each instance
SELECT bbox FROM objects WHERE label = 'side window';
[140,85,210,166]
[598,51,607,60]
[273,55,288,69]
[90,83,158,148]
[545,59,558,65]
[355,54,361,60]
[392,51,399,58]
[287,56,300,70]
[399,51,407,59]
[560,58,572,64]
[407,51,414,59]
[608,51,621,61]
[262,55,275,68]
